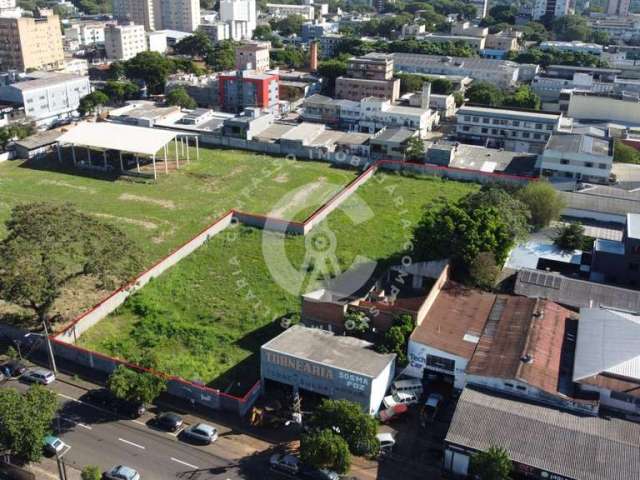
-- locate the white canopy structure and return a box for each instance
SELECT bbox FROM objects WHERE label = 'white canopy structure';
[56,121,200,179]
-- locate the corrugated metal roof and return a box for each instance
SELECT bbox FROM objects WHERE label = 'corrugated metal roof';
[574,308,640,382]
[446,388,640,480]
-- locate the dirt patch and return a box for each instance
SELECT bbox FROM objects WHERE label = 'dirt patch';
[152,225,177,244]
[94,213,158,230]
[274,174,289,183]
[38,179,96,193]
[119,193,176,210]
[269,179,333,218]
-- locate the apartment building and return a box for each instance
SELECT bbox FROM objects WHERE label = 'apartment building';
[587,14,640,41]
[540,41,603,56]
[235,41,270,72]
[112,0,160,31]
[0,13,64,72]
[0,72,90,127]
[456,106,561,153]
[265,3,314,20]
[219,0,257,41]
[65,21,107,49]
[537,132,613,183]
[532,0,570,20]
[335,54,400,102]
[484,30,522,57]
[105,23,147,61]
[199,21,230,42]
[218,70,279,113]
[607,0,630,16]
[158,0,200,33]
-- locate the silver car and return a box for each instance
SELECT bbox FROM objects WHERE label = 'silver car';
[103,465,140,480]
[181,423,218,444]
[23,368,55,385]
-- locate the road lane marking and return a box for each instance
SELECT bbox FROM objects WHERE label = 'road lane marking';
[59,415,92,430]
[118,438,146,450]
[57,393,79,402]
[131,419,146,426]
[171,457,199,470]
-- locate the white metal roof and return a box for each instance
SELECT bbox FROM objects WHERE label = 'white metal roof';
[57,122,178,156]
[574,307,640,382]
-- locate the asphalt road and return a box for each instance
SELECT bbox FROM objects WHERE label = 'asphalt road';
[1,377,277,480]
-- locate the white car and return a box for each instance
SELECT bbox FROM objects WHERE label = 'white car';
[383,391,418,409]
[23,368,55,385]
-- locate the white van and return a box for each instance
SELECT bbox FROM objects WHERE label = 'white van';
[391,378,423,396]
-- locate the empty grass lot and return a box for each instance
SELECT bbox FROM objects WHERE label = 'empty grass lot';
[0,149,356,324]
[78,173,478,394]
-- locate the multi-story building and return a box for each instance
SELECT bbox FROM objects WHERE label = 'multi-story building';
[607,0,630,16]
[199,21,230,42]
[456,106,561,153]
[532,0,570,20]
[265,3,314,20]
[590,214,640,287]
[65,21,107,49]
[235,41,270,72]
[537,132,613,183]
[218,70,279,113]
[540,40,603,56]
[335,54,400,102]
[158,0,200,33]
[567,90,640,125]
[0,0,21,18]
[390,52,524,89]
[219,0,257,41]
[587,14,640,41]
[319,33,343,59]
[165,73,219,107]
[483,30,522,58]
[416,33,486,51]
[0,72,90,127]
[0,13,64,72]
[301,21,338,42]
[112,0,160,31]
[104,23,147,61]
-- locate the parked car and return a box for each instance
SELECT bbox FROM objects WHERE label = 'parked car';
[269,453,301,475]
[155,412,183,432]
[422,393,444,423]
[23,367,55,385]
[1,360,26,377]
[376,432,396,453]
[299,466,340,480]
[383,391,419,409]
[81,389,145,419]
[181,423,218,444]
[102,465,140,480]
[391,378,423,397]
[43,435,67,456]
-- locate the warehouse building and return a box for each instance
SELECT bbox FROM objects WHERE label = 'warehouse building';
[260,325,396,414]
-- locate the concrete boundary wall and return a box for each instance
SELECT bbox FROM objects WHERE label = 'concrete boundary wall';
[46,156,535,414]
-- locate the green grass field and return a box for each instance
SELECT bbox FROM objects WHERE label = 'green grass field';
[78,173,478,394]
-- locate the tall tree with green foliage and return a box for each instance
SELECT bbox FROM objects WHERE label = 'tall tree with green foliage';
[301,429,351,474]
[552,15,591,41]
[0,122,35,150]
[270,14,306,36]
[0,386,58,462]
[124,51,175,94]
[376,314,414,366]
[317,59,348,95]
[516,181,565,230]
[175,31,213,58]
[405,137,425,161]
[79,90,109,115]
[502,85,541,110]
[206,40,236,71]
[107,365,167,405]
[103,80,139,104]
[166,87,197,109]
[554,222,586,251]
[613,140,640,164]
[471,446,513,480]
[469,252,500,290]
[0,203,140,327]
[310,399,379,456]
[466,81,504,107]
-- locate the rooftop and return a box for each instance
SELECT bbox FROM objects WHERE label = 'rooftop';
[279,122,324,142]
[546,133,611,156]
[15,128,67,150]
[627,213,640,239]
[4,72,86,91]
[391,52,521,71]
[458,105,561,121]
[514,268,640,312]
[561,190,640,216]
[410,282,494,360]
[261,325,396,378]
[593,238,625,255]
[371,127,415,144]
[446,387,640,480]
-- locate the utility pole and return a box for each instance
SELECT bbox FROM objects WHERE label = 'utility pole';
[55,455,67,480]
[42,320,58,374]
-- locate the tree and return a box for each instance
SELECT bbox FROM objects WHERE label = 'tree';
[124,51,175,94]
[516,181,565,230]
[300,429,351,474]
[397,73,426,94]
[552,15,591,42]
[0,122,35,150]
[107,61,125,80]
[0,203,140,327]
[317,59,347,95]
[271,14,305,36]
[206,40,236,71]
[0,386,58,462]
[175,30,213,58]
[405,137,425,161]
[253,24,273,40]
[271,45,306,69]
[376,314,414,366]
[79,90,109,115]
[466,81,504,107]
[503,85,541,110]
[554,222,586,251]
[471,446,513,480]
[107,365,167,405]
[453,91,464,107]
[469,252,500,290]
[485,5,517,24]
[81,466,102,480]
[310,399,379,456]
[103,80,139,104]
[166,87,197,109]
[613,140,640,164]
[430,77,454,95]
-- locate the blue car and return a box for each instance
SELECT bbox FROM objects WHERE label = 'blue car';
[43,435,66,455]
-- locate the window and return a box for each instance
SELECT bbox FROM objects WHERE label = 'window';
[512,120,520,127]
[534,133,541,139]
[585,162,594,168]
[464,115,470,121]
[462,126,470,132]
[522,132,530,139]
[611,390,640,405]
[504,382,514,388]
[472,116,479,122]
[599,163,607,169]
[481,127,488,133]
[516,385,526,391]
[482,117,490,124]
[561,159,569,165]
[535,123,543,130]
[426,354,454,372]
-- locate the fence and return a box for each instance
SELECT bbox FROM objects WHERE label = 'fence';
[0,150,13,163]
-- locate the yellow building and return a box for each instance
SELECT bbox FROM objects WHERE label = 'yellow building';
[0,13,64,72]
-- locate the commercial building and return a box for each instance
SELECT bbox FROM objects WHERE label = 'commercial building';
[607,0,630,16]
[590,213,640,287]
[235,41,270,72]
[540,40,603,56]
[567,91,640,125]
[369,126,417,160]
[335,54,400,102]
[416,33,486,51]
[112,0,160,31]
[301,21,338,41]
[0,72,90,127]
[444,387,640,479]
[219,0,257,41]
[265,3,314,20]
[199,21,229,42]
[218,70,279,113]
[104,23,147,61]
[158,0,200,33]
[319,33,342,59]
[260,325,395,415]
[0,12,64,72]
[456,106,561,153]
[532,0,570,20]
[537,132,613,184]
